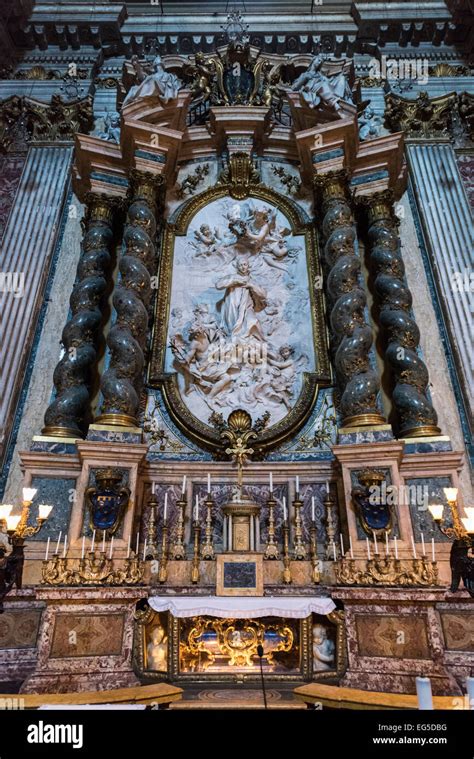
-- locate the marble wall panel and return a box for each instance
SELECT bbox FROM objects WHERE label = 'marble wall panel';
[440,612,474,652]
[355,614,430,659]
[0,609,42,649]
[50,613,124,658]
[27,477,76,541]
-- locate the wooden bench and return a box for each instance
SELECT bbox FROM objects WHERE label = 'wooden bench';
[294,683,468,710]
[0,683,183,710]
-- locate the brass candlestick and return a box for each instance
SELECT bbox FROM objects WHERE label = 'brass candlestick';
[264,494,279,559]
[293,494,307,560]
[158,521,169,583]
[171,496,186,559]
[324,490,340,560]
[191,521,201,584]
[146,493,159,560]
[334,554,439,587]
[41,550,144,586]
[310,524,320,583]
[282,522,292,584]
[201,494,215,560]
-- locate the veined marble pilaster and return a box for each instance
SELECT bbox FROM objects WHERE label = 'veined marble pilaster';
[407,144,473,432]
[0,146,71,461]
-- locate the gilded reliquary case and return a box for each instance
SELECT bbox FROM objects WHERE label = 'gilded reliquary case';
[149,185,331,455]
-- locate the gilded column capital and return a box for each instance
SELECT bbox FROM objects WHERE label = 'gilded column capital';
[84,192,123,226]
[356,190,397,227]
[313,169,349,205]
[129,169,166,205]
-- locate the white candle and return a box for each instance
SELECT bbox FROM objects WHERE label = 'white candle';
[207,473,211,493]
[152,482,155,495]
[109,536,114,560]
[81,535,85,560]
[349,534,354,559]
[332,540,337,561]
[394,536,398,559]
[143,540,147,561]
[63,535,67,558]
[311,496,315,523]
[164,492,168,522]
[385,531,389,555]
[136,531,139,556]
[416,677,433,710]
[127,535,131,559]
[282,497,287,522]
[45,537,50,561]
[326,481,330,494]
[340,532,344,557]
[269,472,273,493]
[91,530,96,553]
[181,474,186,494]
[194,495,199,522]
[411,535,417,559]
[373,531,379,554]
[55,531,62,554]
[295,476,299,494]
[366,537,371,560]
[421,532,426,556]
[102,531,106,553]
[431,538,435,562]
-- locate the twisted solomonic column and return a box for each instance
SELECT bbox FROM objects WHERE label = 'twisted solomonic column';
[42,194,116,438]
[315,171,385,427]
[96,171,164,428]
[361,191,441,438]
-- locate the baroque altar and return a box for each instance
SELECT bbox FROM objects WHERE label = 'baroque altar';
[1,32,473,700]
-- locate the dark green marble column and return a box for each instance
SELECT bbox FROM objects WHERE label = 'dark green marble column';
[361,191,441,438]
[315,170,385,428]
[42,194,117,438]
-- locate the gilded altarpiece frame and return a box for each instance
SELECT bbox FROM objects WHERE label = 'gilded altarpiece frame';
[149,185,331,456]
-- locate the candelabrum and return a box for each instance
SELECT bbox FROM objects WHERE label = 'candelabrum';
[158,521,169,583]
[264,494,279,559]
[0,490,52,608]
[310,523,320,583]
[293,493,307,560]
[281,521,292,584]
[334,554,439,587]
[41,550,144,586]
[171,496,186,560]
[324,490,340,561]
[201,494,215,560]
[191,520,201,584]
[429,488,474,596]
[145,494,159,561]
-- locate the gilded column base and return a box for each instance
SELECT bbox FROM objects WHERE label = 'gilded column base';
[399,424,442,438]
[94,413,139,428]
[40,425,82,439]
[341,413,386,428]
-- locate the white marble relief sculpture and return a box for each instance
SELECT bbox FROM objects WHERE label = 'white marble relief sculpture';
[164,198,316,427]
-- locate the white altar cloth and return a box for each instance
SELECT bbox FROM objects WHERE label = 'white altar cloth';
[148,596,335,619]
